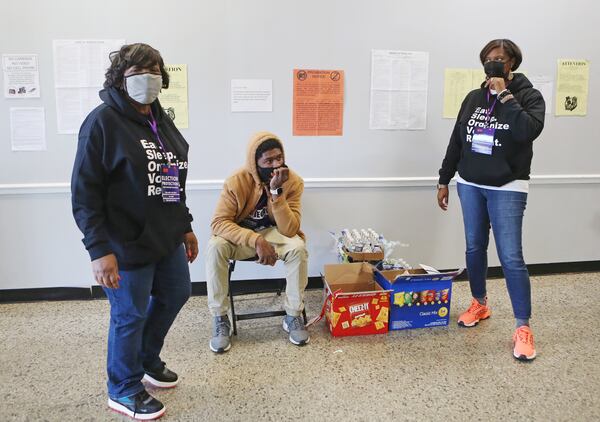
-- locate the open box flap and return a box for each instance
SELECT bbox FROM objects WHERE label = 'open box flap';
[375,267,464,284]
[324,262,373,284]
[308,263,391,328]
[324,262,388,294]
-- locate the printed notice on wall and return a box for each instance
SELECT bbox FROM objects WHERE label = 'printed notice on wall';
[53,39,125,134]
[3,54,40,98]
[10,107,46,151]
[442,69,486,118]
[369,50,429,130]
[159,64,189,128]
[529,75,554,115]
[555,59,589,116]
[293,69,344,136]
[231,79,272,112]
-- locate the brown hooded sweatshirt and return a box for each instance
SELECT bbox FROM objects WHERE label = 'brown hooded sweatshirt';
[210,131,305,247]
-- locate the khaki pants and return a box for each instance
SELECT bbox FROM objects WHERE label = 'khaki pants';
[205,227,308,317]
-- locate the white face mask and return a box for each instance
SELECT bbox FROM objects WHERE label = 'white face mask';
[125,73,162,104]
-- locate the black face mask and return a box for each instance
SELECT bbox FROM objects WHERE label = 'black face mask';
[257,164,287,183]
[484,61,507,78]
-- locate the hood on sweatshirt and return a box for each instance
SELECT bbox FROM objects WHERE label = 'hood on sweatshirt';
[480,72,534,94]
[245,131,285,185]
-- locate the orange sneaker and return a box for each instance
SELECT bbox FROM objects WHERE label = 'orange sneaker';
[513,325,536,361]
[457,298,491,327]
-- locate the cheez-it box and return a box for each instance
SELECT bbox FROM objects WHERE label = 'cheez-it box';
[323,263,392,337]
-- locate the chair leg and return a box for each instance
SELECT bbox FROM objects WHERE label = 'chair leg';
[228,261,238,336]
[227,259,305,334]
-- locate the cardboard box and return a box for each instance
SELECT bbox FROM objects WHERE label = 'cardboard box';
[343,247,385,263]
[374,267,463,330]
[323,263,392,337]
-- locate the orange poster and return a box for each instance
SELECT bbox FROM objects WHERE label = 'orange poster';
[293,69,344,136]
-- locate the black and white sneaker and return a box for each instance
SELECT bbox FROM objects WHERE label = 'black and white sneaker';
[108,390,165,420]
[143,363,179,388]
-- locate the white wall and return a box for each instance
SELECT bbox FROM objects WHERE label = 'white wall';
[1,0,599,289]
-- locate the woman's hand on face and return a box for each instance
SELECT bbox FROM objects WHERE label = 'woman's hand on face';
[92,254,120,289]
[486,76,507,93]
[184,232,199,263]
[437,186,449,211]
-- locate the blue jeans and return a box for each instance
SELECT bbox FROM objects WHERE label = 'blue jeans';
[457,182,531,319]
[103,244,191,399]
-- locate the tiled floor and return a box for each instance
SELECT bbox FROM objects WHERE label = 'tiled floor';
[1,273,599,421]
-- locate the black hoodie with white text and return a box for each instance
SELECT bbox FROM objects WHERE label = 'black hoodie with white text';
[71,87,193,269]
[438,73,545,187]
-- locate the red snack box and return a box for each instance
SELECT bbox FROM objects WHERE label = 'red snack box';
[322,263,392,337]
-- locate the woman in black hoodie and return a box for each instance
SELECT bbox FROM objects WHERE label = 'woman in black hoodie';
[437,39,545,361]
[71,43,198,419]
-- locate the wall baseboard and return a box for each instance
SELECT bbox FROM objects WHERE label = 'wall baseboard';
[0,287,93,303]
[1,261,598,303]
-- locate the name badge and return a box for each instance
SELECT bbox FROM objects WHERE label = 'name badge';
[160,164,180,203]
[471,127,495,155]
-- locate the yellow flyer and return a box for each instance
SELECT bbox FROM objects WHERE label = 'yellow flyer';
[159,64,189,128]
[555,59,589,116]
[442,69,486,119]
[471,69,486,90]
[443,69,472,118]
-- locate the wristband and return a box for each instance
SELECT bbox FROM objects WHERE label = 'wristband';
[497,89,512,101]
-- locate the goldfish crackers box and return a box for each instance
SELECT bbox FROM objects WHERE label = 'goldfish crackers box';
[323,263,392,337]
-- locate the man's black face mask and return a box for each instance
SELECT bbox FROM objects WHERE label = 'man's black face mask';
[257,164,287,183]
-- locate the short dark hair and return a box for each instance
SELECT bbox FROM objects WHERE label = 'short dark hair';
[104,43,170,89]
[479,39,523,71]
[255,138,283,162]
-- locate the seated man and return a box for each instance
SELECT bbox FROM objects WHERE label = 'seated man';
[206,132,309,353]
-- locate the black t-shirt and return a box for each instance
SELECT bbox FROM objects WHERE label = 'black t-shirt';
[239,190,274,232]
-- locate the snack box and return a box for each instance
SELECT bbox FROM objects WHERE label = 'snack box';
[322,262,392,337]
[343,247,385,264]
[374,267,463,330]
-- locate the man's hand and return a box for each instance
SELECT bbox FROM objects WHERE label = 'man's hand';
[437,186,449,211]
[92,254,120,289]
[184,232,199,263]
[255,236,278,266]
[270,167,289,190]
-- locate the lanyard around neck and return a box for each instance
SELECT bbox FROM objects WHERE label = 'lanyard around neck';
[147,112,172,165]
[484,90,498,124]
